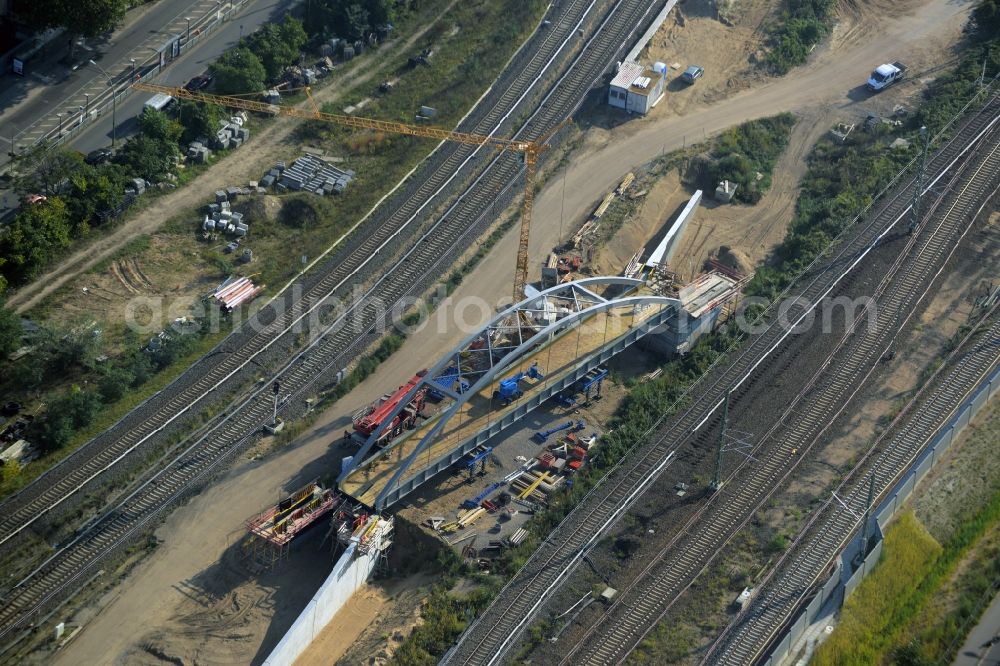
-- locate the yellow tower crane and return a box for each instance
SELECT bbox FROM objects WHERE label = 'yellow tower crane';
[132,81,561,302]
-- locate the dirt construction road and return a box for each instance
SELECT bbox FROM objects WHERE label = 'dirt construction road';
[51,0,975,664]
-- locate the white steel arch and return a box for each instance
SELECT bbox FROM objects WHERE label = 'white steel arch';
[337,277,679,509]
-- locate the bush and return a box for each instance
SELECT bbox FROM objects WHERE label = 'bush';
[177,100,225,145]
[210,47,267,95]
[279,195,323,228]
[0,305,21,358]
[706,113,797,204]
[244,16,308,80]
[29,386,103,453]
[114,135,175,182]
[763,0,835,74]
[137,107,183,145]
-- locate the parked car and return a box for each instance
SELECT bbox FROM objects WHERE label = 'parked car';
[84,147,113,165]
[681,65,704,84]
[184,73,213,92]
[23,194,47,205]
[681,65,705,83]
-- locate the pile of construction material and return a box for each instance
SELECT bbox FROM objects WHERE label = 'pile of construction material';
[211,276,263,311]
[213,111,251,150]
[425,428,599,562]
[571,172,635,248]
[275,154,355,196]
[202,189,251,237]
[186,140,211,163]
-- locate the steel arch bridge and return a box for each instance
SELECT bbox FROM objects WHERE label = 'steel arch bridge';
[338,277,680,510]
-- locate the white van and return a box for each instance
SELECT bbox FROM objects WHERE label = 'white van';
[144,93,175,112]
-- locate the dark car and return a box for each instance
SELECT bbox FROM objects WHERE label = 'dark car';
[681,65,704,84]
[84,147,113,166]
[184,73,213,91]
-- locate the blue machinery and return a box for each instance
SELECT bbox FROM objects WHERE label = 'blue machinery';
[338,277,681,510]
[494,363,545,404]
[533,420,584,443]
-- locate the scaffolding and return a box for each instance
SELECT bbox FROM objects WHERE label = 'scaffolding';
[243,481,338,570]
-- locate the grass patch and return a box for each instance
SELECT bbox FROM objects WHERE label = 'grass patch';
[762,0,835,75]
[815,491,1000,665]
[813,512,942,665]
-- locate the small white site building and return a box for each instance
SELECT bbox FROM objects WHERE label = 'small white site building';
[608,61,666,115]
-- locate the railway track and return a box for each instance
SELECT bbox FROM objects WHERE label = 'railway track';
[705,156,1000,666]
[0,0,603,553]
[442,90,1000,666]
[708,321,1000,666]
[0,0,675,648]
[557,107,1000,666]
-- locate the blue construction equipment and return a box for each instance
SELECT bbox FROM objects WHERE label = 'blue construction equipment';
[493,362,544,405]
[579,367,608,402]
[462,482,502,510]
[429,366,471,400]
[556,393,577,407]
[464,446,493,480]
[533,421,574,443]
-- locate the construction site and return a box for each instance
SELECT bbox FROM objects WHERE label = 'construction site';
[2,0,998,664]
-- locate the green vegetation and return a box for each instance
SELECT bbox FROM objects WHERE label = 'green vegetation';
[306,0,395,42]
[20,0,127,49]
[763,0,835,74]
[812,512,942,665]
[210,16,307,94]
[747,37,1000,302]
[814,492,1000,665]
[707,113,797,204]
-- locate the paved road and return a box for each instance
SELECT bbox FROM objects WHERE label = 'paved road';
[954,590,1000,666]
[69,0,294,157]
[0,0,294,213]
[0,0,211,141]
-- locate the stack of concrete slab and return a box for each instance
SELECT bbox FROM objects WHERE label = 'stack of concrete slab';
[213,120,251,150]
[187,140,211,163]
[277,154,355,196]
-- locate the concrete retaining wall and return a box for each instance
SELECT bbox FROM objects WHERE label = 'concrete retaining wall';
[262,518,392,666]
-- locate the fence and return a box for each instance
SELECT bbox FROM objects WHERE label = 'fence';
[762,361,1000,665]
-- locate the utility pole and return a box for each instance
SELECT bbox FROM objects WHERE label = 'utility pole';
[909,126,929,233]
[711,390,731,491]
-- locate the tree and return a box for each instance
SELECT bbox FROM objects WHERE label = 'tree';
[177,100,225,144]
[12,147,85,197]
[137,107,183,145]
[0,198,72,285]
[210,47,267,95]
[306,0,393,41]
[64,163,129,229]
[29,386,102,453]
[974,0,1000,33]
[114,135,174,182]
[21,0,127,56]
[97,365,134,403]
[247,17,308,80]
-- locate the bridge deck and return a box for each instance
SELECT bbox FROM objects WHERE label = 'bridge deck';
[340,301,667,508]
